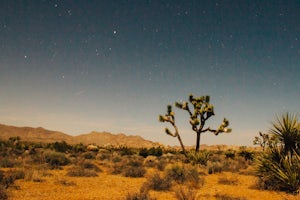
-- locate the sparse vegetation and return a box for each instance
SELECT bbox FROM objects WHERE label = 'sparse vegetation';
[66,166,98,177]
[44,151,70,169]
[174,186,197,200]
[255,113,300,193]
[142,173,172,191]
[0,124,299,199]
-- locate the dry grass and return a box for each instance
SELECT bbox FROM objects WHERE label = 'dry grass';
[6,169,300,200]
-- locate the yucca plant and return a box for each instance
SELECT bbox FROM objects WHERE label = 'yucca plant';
[255,113,300,193]
[256,148,300,193]
[187,150,211,165]
[269,113,300,155]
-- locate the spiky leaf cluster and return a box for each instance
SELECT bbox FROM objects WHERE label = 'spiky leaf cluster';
[214,118,232,135]
[175,94,231,135]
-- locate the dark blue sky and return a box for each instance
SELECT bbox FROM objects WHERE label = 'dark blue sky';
[1,0,300,146]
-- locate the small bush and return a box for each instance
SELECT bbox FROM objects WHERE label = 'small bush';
[165,164,185,184]
[118,146,134,156]
[52,141,71,153]
[142,173,172,191]
[44,151,70,169]
[66,166,98,177]
[221,158,249,173]
[188,150,211,165]
[0,185,8,200]
[97,151,111,161]
[80,160,101,172]
[148,147,163,157]
[143,156,158,168]
[156,159,167,171]
[139,148,149,158]
[165,164,202,188]
[174,186,197,200]
[225,150,236,159]
[82,152,96,160]
[123,159,146,177]
[0,157,19,168]
[207,161,222,174]
[6,169,25,180]
[238,147,254,161]
[123,166,146,178]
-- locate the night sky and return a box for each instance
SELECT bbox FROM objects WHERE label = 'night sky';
[1,1,300,146]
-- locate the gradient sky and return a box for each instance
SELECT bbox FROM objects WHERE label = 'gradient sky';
[1,0,300,146]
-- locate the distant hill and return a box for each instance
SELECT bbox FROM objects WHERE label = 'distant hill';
[0,124,159,148]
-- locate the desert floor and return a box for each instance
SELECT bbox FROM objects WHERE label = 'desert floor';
[7,168,299,200]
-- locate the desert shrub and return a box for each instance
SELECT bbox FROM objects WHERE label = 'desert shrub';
[97,151,111,161]
[72,143,87,153]
[142,173,172,191]
[174,186,197,200]
[148,147,163,157]
[110,162,123,175]
[139,148,149,158]
[238,147,254,161]
[207,161,222,174]
[79,160,101,172]
[123,159,146,177]
[124,166,146,178]
[82,152,96,159]
[143,156,158,167]
[165,164,202,188]
[118,146,134,156]
[225,150,236,159]
[51,141,72,153]
[156,159,167,171]
[0,185,8,200]
[24,169,45,182]
[165,164,186,183]
[221,158,249,173]
[66,166,98,177]
[44,151,70,169]
[0,169,25,188]
[6,169,25,180]
[112,156,122,163]
[188,150,211,165]
[0,157,19,168]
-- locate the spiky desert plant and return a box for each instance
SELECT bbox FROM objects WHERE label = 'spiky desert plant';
[255,113,300,193]
[256,147,300,193]
[187,150,211,165]
[269,113,300,155]
[175,94,231,152]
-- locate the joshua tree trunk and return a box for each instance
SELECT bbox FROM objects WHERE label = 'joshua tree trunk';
[196,132,201,152]
[174,125,187,157]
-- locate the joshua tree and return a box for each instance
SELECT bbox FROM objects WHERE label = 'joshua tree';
[159,94,231,153]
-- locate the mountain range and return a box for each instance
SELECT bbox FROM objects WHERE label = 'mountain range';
[0,124,159,148]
